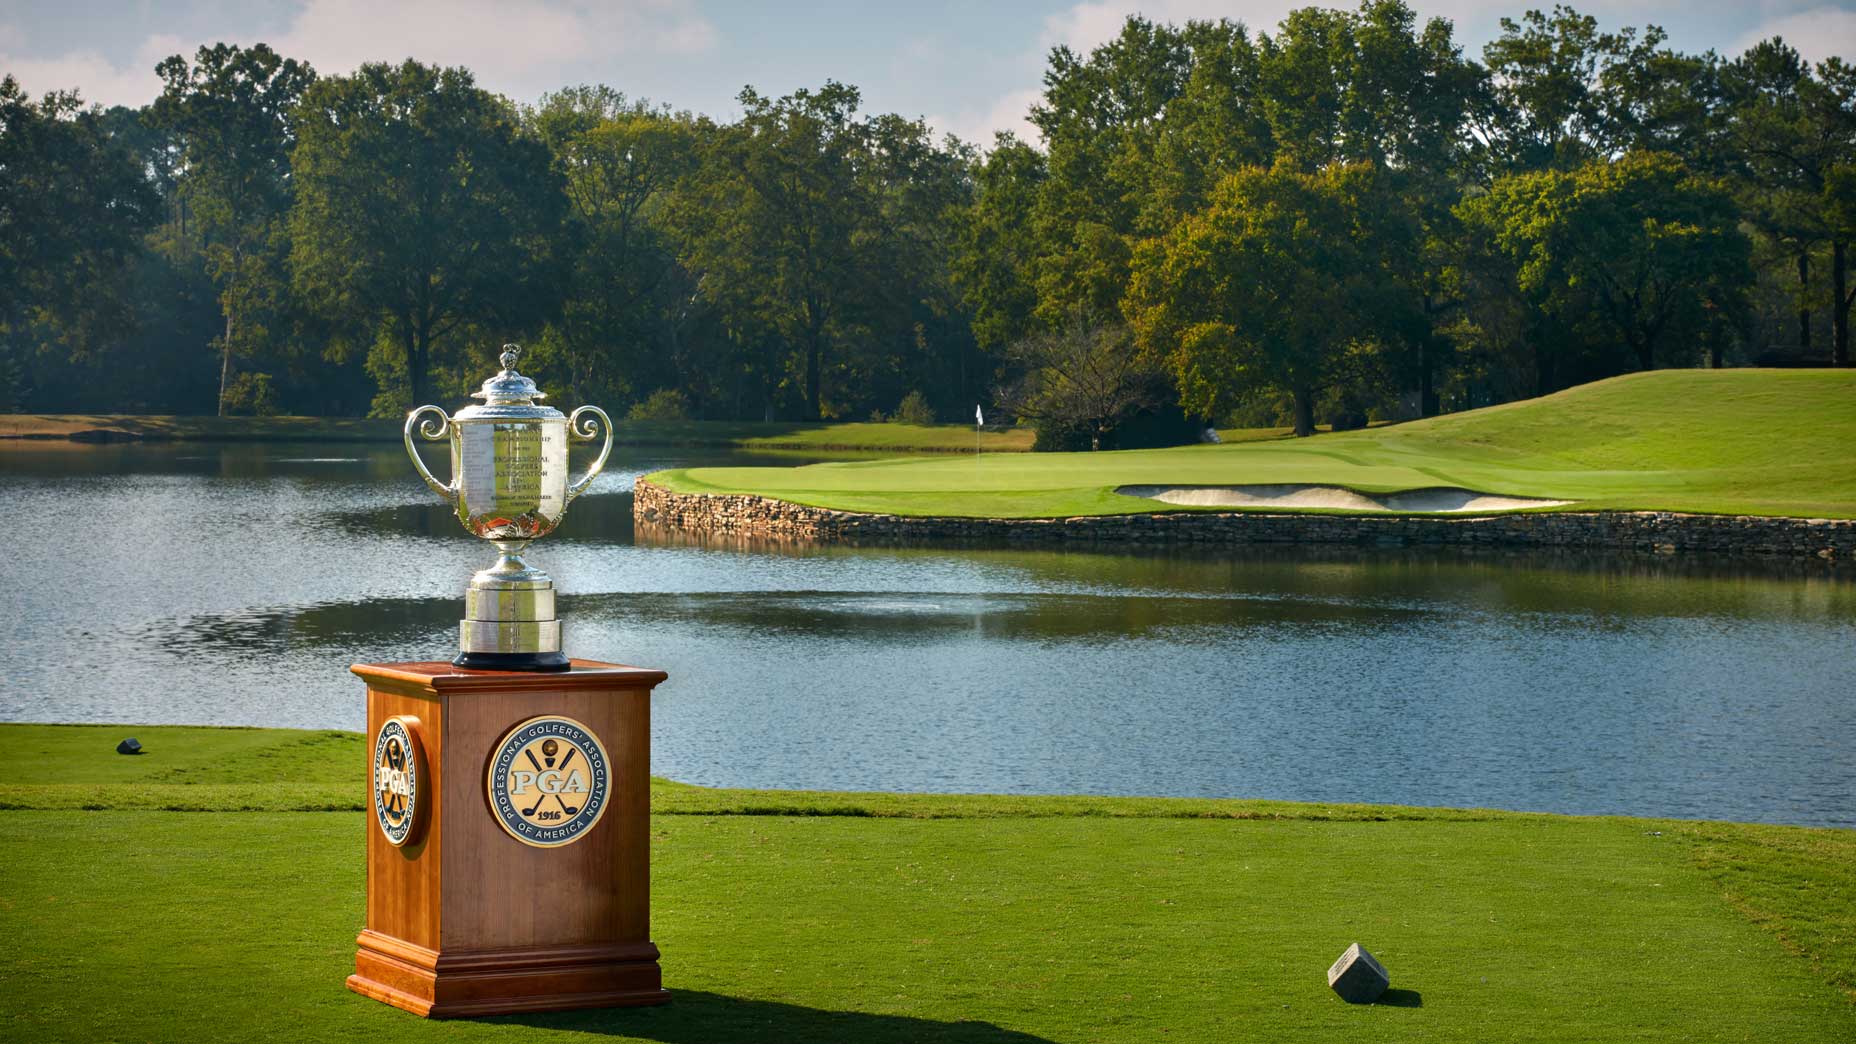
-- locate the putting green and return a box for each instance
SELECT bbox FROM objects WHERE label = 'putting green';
[649,370,1856,519]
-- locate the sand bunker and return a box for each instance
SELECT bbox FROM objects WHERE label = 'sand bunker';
[1117,484,1569,514]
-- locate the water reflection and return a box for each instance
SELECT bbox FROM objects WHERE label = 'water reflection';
[3,440,1853,827]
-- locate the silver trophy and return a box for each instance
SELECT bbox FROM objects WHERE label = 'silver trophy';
[404,345,612,671]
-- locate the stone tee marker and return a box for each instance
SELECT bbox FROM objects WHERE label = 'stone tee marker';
[1328,942,1390,1004]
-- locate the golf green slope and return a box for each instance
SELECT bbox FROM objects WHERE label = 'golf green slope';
[649,370,1856,519]
[1,724,1852,1043]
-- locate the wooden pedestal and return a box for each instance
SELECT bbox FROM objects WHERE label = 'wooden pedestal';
[347,660,671,1017]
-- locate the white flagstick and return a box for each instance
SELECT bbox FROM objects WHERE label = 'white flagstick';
[974,404,984,457]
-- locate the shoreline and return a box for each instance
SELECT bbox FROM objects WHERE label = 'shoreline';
[634,477,1856,560]
[1,723,1847,829]
[0,413,1033,453]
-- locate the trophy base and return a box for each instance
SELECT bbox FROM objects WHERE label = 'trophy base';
[452,649,571,672]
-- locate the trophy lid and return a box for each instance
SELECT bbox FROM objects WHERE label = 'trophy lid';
[455,344,564,421]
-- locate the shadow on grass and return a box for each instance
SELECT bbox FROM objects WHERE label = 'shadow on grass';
[1377,988,1423,1008]
[497,990,1055,1042]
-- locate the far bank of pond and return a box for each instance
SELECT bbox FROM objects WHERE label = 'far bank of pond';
[0,412,1034,453]
[635,478,1856,560]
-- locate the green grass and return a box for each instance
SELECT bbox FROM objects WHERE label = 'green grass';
[0,413,1035,452]
[0,724,1851,1042]
[651,370,1856,519]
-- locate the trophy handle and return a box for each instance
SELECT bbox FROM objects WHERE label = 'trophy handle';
[565,405,613,504]
[404,405,457,504]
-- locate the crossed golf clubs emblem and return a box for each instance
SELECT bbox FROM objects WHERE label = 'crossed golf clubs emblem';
[378,737,409,823]
[520,737,581,818]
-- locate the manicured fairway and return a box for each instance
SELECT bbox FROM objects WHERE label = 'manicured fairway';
[1,725,1851,1043]
[650,370,1856,519]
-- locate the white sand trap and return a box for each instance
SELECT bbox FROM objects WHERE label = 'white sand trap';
[1117,483,1569,514]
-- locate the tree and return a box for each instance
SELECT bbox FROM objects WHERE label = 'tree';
[289,61,565,412]
[529,86,699,405]
[953,134,1047,356]
[153,43,315,414]
[1029,16,1196,325]
[1456,152,1749,380]
[670,82,875,420]
[1826,160,1856,365]
[1480,5,1628,172]
[856,112,978,418]
[1815,60,1856,365]
[1146,20,1274,224]
[1127,163,1405,436]
[1720,40,1856,363]
[999,317,1158,450]
[1256,1,1483,416]
[0,77,160,407]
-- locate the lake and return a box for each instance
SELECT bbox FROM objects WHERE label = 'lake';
[3,440,1852,827]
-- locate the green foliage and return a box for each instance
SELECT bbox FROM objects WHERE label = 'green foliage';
[892,390,935,426]
[1720,43,1856,363]
[3,4,1854,427]
[1129,163,1408,436]
[952,134,1046,353]
[626,387,691,422]
[1454,152,1750,386]
[0,77,159,369]
[1029,415,1095,452]
[219,372,279,416]
[289,60,565,411]
[153,44,315,416]
[529,86,699,407]
[666,82,974,421]
[1002,318,1166,450]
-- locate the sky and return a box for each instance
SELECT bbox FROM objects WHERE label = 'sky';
[3,0,1853,145]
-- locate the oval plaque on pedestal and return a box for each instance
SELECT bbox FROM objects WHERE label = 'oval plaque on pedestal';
[372,716,426,846]
[485,715,611,848]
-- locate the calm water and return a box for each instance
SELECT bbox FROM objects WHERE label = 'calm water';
[3,441,1853,827]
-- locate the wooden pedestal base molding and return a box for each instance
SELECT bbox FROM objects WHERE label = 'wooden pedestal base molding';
[348,931,669,1017]
[348,660,670,1018]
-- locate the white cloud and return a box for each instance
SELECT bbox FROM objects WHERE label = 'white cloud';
[0,0,715,108]
[273,0,714,82]
[928,86,1044,148]
[1,31,184,107]
[1733,5,1856,66]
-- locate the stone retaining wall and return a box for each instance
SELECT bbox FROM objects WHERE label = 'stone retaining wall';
[633,478,1856,560]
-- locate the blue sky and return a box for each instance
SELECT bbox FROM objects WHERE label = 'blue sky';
[3,1,1852,144]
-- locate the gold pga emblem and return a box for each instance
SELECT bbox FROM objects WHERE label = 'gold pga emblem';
[485,715,610,848]
[372,716,425,846]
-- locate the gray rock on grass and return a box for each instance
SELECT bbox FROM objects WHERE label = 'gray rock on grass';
[1327,942,1389,1004]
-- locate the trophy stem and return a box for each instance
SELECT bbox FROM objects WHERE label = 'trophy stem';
[454,543,570,672]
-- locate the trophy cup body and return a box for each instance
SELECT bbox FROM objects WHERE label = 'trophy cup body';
[405,345,612,671]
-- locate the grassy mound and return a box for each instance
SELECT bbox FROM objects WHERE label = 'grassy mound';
[650,370,1856,519]
[1,724,1851,1042]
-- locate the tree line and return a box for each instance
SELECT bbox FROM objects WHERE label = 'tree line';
[2,3,1851,445]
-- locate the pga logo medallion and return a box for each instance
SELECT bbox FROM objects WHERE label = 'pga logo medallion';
[372,717,425,846]
[486,715,610,848]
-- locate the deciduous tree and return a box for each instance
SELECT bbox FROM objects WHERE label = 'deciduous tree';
[1127,163,1404,436]
[153,43,315,414]
[289,61,565,412]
